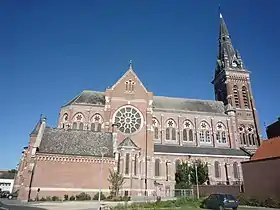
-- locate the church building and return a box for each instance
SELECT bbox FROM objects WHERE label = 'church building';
[14,13,261,201]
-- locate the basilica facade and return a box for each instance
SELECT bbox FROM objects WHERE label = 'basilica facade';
[14,14,261,201]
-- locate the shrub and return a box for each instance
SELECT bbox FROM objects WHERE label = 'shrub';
[92,192,106,200]
[46,196,52,201]
[263,198,278,208]
[64,194,68,201]
[51,196,60,201]
[69,195,75,201]
[39,197,47,201]
[75,192,91,201]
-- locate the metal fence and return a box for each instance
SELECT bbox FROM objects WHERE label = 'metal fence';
[174,189,194,197]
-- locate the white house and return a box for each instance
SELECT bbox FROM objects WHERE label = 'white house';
[0,179,14,193]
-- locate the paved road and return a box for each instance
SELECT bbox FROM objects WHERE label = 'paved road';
[0,201,46,210]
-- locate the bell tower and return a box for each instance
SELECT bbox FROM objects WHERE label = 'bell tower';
[212,13,261,149]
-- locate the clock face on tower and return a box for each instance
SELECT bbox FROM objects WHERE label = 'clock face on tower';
[113,105,143,135]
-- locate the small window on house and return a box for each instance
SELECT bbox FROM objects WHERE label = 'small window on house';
[166,162,169,181]
[200,131,205,142]
[216,131,221,143]
[221,131,227,143]
[165,119,176,141]
[206,131,211,142]
[171,128,176,140]
[175,160,180,172]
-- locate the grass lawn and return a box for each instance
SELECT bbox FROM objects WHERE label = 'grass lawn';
[178,207,263,210]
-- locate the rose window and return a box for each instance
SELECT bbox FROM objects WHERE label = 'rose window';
[114,106,143,134]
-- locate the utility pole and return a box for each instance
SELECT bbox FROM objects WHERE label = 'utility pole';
[99,147,108,210]
[195,163,199,199]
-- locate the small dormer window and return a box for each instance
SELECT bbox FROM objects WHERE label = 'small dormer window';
[125,79,135,93]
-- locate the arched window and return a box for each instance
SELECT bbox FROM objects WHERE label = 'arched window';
[91,114,103,132]
[233,85,240,108]
[214,161,221,178]
[155,159,160,177]
[216,123,227,144]
[242,86,250,109]
[61,113,68,128]
[247,126,255,146]
[189,130,194,141]
[199,121,211,143]
[79,122,84,130]
[183,129,187,141]
[152,118,160,140]
[233,162,239,179]
[165,119,176,141]
[125,79,135,92]
[166,162,169,181]
[72,113,84,130]
[182,120,194,142]
[134,154,137,176]
[239,125,246,145]
[125,154,130,175]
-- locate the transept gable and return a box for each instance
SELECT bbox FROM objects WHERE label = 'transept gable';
[108,61,149,99]
[118,137,140,150]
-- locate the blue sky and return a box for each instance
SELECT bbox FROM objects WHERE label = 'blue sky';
[1,0,279,170]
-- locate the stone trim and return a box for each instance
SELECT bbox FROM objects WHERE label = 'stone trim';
[36,154,115,164]
[154,152,250,159]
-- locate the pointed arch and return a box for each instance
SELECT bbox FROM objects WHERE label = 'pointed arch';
[199,121,211,143]
[165,119,177,140]
[72,112,85,130]
[239,125,246,145]
[152,117,160,140]
[216,122,227,144]
[242,86,250,109]
[182,120,194,142]
[233,85,240,108]
[90,113,104,132]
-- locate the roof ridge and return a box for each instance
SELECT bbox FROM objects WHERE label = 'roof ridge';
[154,95,223,103]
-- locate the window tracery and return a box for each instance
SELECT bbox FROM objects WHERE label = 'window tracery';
[91,114,103,132]
[72,113,84,130]
[125,79,135,93]
[152,118,160,140]
[247,125,256,146]
[182,120,194,142]
[199,121,211,143]
[114,106,143,135]
[165,119,176,140]
[216,122,227,144]
[214,161,221,178]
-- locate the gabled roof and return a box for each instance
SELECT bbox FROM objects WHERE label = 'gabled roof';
[118,137,140,149]
[251,137,280,161]
[30,115,42,136]
[63,90,105,107]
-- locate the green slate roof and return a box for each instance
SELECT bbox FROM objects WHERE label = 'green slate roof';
[154,144,249,157]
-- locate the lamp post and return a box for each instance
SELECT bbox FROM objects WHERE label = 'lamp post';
[99,147,109,209]
[194,163,199,199]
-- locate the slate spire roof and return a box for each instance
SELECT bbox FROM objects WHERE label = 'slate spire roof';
[215,13,246,77]
[30,114,43,136]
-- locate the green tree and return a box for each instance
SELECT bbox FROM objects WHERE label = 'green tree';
[189,160,209,185]
[0,169,17,179]
[107,169,125,198]
[175,162,191,189]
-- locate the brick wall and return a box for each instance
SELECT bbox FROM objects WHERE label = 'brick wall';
[193,185,241,198]
[242,157,280,200]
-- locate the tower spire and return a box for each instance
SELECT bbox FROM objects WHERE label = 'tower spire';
[215,12,245,77]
